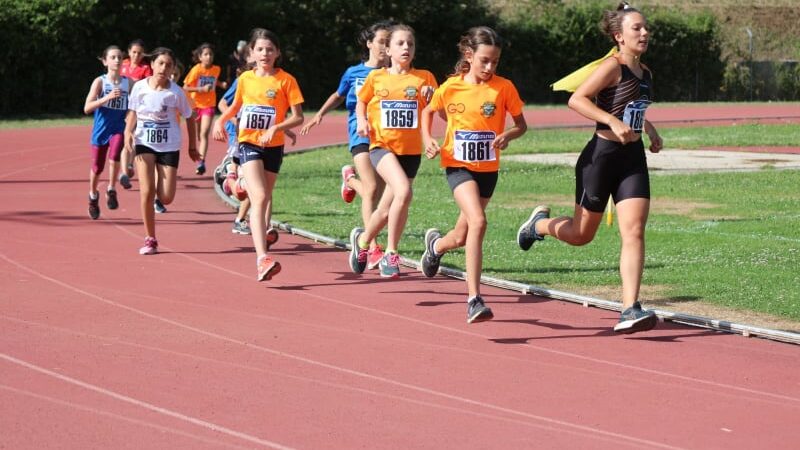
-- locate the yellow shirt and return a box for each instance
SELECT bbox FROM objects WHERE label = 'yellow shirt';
[428,74,523,172]
[357,68,438,155]
[234,69,304,147]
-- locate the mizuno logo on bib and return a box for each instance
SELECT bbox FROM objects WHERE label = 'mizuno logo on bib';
[380,100,418,129]
[453,130,496,162]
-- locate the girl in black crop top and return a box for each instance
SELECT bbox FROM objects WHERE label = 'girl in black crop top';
[516,2,662,334]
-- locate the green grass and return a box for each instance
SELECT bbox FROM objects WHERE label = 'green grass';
[0,117,92,129]
[272,130,800,321]
[507,123,800,154]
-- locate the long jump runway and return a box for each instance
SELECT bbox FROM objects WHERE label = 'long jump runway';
[1,105,799,449]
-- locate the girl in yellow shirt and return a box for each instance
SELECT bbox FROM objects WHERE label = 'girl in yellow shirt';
[213,28,304,281]
[421,27,527,323]
[348,23,437,279]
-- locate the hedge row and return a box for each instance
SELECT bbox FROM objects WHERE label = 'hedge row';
[0,0,767,117]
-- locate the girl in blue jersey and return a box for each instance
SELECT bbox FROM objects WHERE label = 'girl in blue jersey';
[83,45,129,220]
[300,20,394,269]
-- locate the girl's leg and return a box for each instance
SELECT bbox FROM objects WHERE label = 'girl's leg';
[538,204,603,246]
[446,182,490,298]
[107,134,124,192]
[371,154,411,252]
[198,114,213,163]
[90,145,109,195]
[236,197,251,222]
[154,163,178,205]
[614,197,649,309]
[351,152,385,248]
[135,153,158,238]
[241,161,275,258]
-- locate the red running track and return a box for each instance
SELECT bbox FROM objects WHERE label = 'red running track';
[1,107,799,449]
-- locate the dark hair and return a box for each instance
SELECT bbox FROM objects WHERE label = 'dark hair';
[388,23,415,41]
[451,26,503,76]
[358,20,397,61]
[99,45,122,62]
[147,47,176,66]
[601,2,643,46]
[192,42,215,64]
[248,28,282,67]
[173,58,185,80]
[127,39,146,51]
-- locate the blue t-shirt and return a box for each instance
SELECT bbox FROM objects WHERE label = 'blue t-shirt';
[91,75,130,146]
[222,78,238,148]
[336,62,379,149]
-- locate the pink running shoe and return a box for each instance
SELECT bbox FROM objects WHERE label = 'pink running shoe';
[266,227,279,250]
[233,177,248,201]
[257,255,281,281]
[367,245,384,270]
[341,165,356,203]
[139,236,158,255]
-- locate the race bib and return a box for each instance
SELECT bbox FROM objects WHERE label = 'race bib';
[622,99,651,133]
[199,76,216,88]
[453,130,496,163]
[142,121,170,145]
[380,100,417,129]
[241,105,276,131]
[104,89,127,110]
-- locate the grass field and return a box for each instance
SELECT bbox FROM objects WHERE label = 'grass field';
[272,123,800,323]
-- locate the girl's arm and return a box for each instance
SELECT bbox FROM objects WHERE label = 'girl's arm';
[568,57,636,144]
[493,113,527,150]
[84,77,115,114]
[355,100,370,137]
[123,110,137,155]
[643,119,662,153]
[300,91,344,135]
[212,97,242,141]
[420,104,440,159]
[259,104,304,146]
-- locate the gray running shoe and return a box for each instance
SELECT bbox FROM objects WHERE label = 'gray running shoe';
[88,194,100,220]
[467,296,494,323]
[119,173,132,190]
[106,189,118,210]
[348,227,367,274]
[232,220,251,235]
[379,252,401,278]
[420,228,442,278]
[154,198,167,214]
[613,301,658,334]
[517,205,550,251]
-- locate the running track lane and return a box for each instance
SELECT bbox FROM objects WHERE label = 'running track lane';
[1,108,799,449]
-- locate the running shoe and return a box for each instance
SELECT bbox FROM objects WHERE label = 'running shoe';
[88,194,100,220]
[420,228,442,278]
[154,198,167,214]
[517,205,550,251]
[341,165,356,203]
[467,296,494,324]
[119,173,132,190]
[348,227,367,274]
[257,255,281,281]
[379,252,401,278]
[223,171,237,196]
[367,245,384,270]
[266,227,279,249]
[613,301,658,334]
[139,236,158,255]
[125,163,135,177]
[106,188,118,210]
[232,219,251,235]
[196,160,206,175]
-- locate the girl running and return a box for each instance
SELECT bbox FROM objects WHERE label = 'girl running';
[212,28,305,281]
[183,43,228,176]
[83,45,130,220]
[300,20,394,270]
[119,39,153,189]
[124,47,198,255]
[420,27,527,323]
[516,2,663,334]
[348,23,438,278]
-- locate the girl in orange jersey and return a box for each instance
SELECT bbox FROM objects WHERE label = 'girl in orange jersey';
[348,23,438,279]
[420,27,527,323]
[212,28,304,282]
[184,43,228,176]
